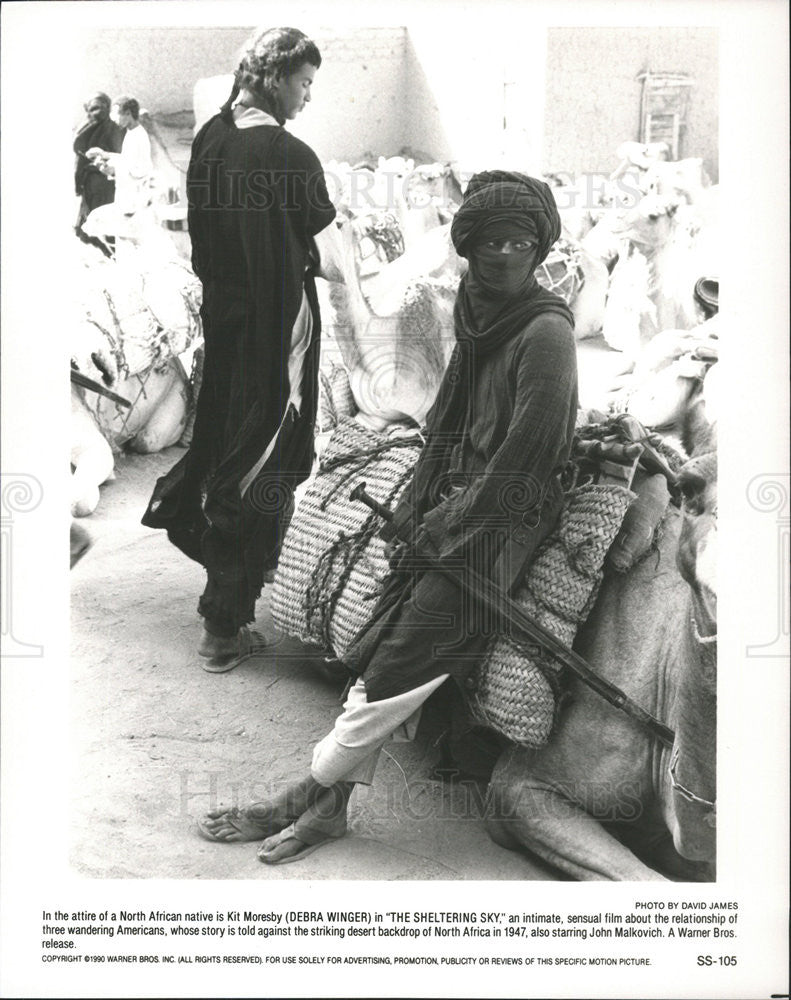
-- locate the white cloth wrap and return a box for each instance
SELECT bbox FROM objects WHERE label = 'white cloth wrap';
[310,674,449,786]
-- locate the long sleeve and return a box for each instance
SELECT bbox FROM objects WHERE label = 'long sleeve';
[422,314,577,560]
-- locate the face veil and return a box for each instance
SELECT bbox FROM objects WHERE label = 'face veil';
[450,171,564,337]
[466,217,540,300]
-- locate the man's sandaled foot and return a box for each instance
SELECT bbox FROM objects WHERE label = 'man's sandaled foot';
[198,627,275,673]
[256,823,344,865]
[196,802,294,843]
[198,627,240,659]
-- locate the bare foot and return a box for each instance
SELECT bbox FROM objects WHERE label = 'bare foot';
[257,822,345,865]
[257,825,314,863]
[197,777,326,844]
[257,784,351,864]
[197,802,291,843]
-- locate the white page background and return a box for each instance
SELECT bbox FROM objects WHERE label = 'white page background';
[1,2,788,998]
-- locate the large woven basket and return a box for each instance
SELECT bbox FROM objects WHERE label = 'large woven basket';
[270,417,422,657]
[469,483,634,747]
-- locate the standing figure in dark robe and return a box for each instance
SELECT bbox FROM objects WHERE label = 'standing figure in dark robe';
[142,28,336,667]
[73,92,124,250]
[197,172,580,863]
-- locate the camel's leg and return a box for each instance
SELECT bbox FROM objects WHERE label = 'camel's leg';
[486,776,669,882]
[611,824,716,882]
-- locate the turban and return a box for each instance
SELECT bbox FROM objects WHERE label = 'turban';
[450,170,561,265]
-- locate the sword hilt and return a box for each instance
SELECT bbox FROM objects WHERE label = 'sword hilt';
[350,482,395,522]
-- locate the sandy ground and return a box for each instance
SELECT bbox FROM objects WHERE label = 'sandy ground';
[70,336,622,883]
[70,450,556,881]
[70,115,626,880]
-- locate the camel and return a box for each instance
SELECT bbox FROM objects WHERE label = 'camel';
[567,246,609,340]
[323,156,462,277]
[360,222,464,311]
[601,194,709,358]
[610,142,711,202]
[358,156,445,252]
[485,450,717,880]
[388,158,462,246]
[315,216,457,428]
[604,316,719,436]
[70,213,201,514]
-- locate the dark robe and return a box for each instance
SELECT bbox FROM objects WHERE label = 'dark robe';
[346,170,578,705]
[142,110,336,635]
[342,170,577,778]
[73,118,124,235]
[345,306,578,702]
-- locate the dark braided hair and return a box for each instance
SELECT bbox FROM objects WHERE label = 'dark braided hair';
[228,27,321,117]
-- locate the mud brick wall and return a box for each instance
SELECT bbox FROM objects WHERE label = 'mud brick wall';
[74,26,409,162]
[544,26,718,181]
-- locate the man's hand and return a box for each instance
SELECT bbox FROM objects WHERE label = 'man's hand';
[384,537,407,566]
[384,524,441,571]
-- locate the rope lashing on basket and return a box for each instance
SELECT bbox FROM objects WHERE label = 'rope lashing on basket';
[304,461,416,650]
[317,435,424,510]
[318,370,337,429]
[270,416,423,658]
[534,241,586,304]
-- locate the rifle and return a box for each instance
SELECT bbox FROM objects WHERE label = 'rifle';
[350,481,675,749]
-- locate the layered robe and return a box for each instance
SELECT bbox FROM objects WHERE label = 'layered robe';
[142,106,336,635]
[346,305,578,700]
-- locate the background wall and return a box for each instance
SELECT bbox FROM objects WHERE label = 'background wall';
[543,26,719,180]
[73,24,718,175]
[75,26,409,162]
[76,26,250,112]
[404,26,546,174]
[71,24,549,170]
[293,28,408,161]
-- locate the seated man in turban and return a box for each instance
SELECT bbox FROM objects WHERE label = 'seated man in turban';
[198,171,579,863]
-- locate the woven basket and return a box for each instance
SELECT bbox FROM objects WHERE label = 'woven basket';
[270,417,422,657]
[469,483,634,747]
